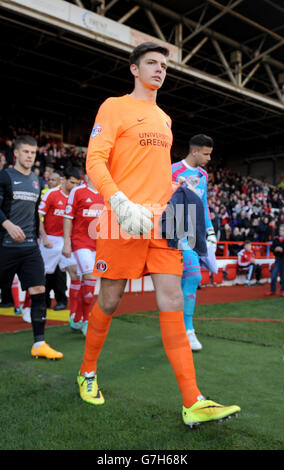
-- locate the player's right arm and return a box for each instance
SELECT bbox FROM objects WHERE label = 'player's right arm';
[86,98,153,236]
[0,170,25,242]
[63,186,77,258]
[86,98,121,202]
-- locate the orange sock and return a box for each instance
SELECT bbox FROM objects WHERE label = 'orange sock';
[80,302,112,375]
[159,310,203,408]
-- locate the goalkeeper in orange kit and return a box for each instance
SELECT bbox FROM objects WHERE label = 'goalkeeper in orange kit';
[77,41,240,427]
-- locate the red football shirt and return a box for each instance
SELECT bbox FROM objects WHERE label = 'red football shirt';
[64,184,104,251]
[237,248,256,267]
[38,187,68,236]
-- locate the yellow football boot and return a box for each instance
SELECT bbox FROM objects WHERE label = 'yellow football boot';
[77,370,105,405]
[31,342,63,360]
[183,399,240,428]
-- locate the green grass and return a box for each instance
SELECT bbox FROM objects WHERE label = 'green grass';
[0,298,283,450]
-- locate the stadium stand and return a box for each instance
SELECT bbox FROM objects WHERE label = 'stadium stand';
[0,124,86,189]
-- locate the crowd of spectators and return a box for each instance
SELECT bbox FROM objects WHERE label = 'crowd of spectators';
[1,124,284,258]
[207,167,284,256]
[0,124,86,190]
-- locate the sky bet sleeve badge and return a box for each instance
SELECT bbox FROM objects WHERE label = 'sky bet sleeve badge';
[91,124,102,138]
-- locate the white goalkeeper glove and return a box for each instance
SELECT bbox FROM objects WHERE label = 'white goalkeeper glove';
[206,227,217,253]
[109,191,153,236]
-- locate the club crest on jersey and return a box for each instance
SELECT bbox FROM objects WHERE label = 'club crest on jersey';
[91,124,102,138]
[33,181,39,189]
[186,175,199,187]
[96,260,108,273]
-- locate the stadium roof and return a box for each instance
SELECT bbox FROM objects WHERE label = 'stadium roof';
[0,0,284,159]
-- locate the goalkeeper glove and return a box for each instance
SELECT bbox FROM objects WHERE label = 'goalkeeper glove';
[109,191,153,236]
[206,227,217,252]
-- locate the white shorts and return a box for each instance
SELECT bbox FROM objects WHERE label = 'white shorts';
[40,235,77,274]
[73,248,96,276]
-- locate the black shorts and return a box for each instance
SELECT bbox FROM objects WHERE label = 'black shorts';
[0,245,45,291]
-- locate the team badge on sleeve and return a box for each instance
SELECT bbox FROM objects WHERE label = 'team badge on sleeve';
[91,124,102,138]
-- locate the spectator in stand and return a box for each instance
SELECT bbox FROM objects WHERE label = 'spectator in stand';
[0,153,6,171]
[210,210,221,240]
[245,217,260,242]
[220,206,230,227]
[229,211,239,231]
[40,169,50,190]
[265,224,284,297]
[0,138,14,166]
[220,223,231,241]
[237,240,262,286]
[229,227,243,256]
[237,210,250,230]
[268,217,277,240]
[276,208,284,232]
[258,216,271,242]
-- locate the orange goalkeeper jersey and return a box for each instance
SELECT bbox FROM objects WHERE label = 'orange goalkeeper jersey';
[86,94,173,209]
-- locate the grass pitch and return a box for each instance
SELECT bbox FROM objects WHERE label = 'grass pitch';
[0,298,283,451]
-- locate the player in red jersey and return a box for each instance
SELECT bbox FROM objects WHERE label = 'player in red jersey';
[38,167,81,315]
[62,176,104,335]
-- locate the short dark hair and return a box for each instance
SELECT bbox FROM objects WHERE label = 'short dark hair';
[14,135,37,149]
[63,167,81,180]
[129,41,169,66]
[189,134,214,151]
[244,240,251,246]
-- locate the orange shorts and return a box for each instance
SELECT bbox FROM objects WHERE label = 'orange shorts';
[94,236,183,279]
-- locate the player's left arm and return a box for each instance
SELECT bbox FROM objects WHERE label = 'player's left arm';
[201,171,217,252]
[0,170,26,242]
[62,188,76,257]
[38,215,53,248]
[62,218,73,258]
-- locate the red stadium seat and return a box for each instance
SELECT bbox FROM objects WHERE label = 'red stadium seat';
[224,263,237,280]
[261,263,270,278]
[201,268,210,285]
[254,247,262,258]
[212,268,223,284]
